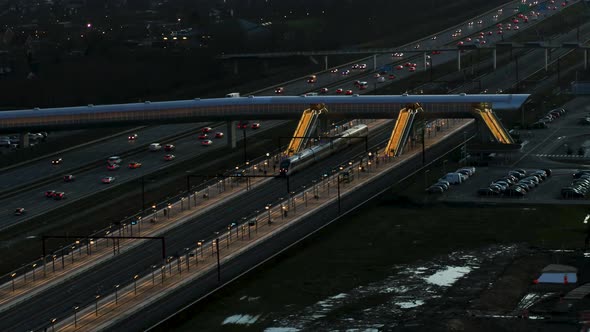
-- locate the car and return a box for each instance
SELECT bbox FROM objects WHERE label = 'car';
[201,139,213,146]
[164,144,175,151]
[508,171,524,179]
[63,174,75,182]
[404,62,413,67]
[330,68,339,73]
[413,44,420,49]
[573,171,590,179]
[45,190,56,198]
[432,50,442,55]
[518,13,524,18]
[468,21,474,26]
[506,186,526,197]
[351,64,360,69]
[237,121,249,129]
[202,127,212,133]
[319,87,329,94]
[107,163,120,171]
[458,167,476,176]
[488,31,493,36]
[497,30,503,34]
[426,186,444,194]
[359,82,368,90]
[102,176,115,184]
[164,154,175,161]
[251,123,261,129]
[477,188,499,196]
[465,37,472,42]
[388,74,396,80]
[354,80,362,87]
[341,70,350,75]
[359,63,367,69]
[513,19,519,24]
[128,161,142,169]
[513,182,531,191]
[530,170,547,180]
[480,40,487,45]
[514,25,519,30]
[275,87,284,94]
[128,133,138,140]
[149,143,162,151]
[107,156,122,165]
[198,133,208,140]
[336,88,344,94]
[14,208,25,216]
[392,52,404,57]
[434,181,450,190]
[345,90,353,95]
[373,73,381,78]
[431,35,437,40]
[53,192,65,200]
[477,19,483,24]
[51,158,63,165]
[530,121,547,129]
[408,67,416,72]
[489,183,505,193]
[457,41,464,46]
[377,76,386,83]
[395,65,404,70]
[215,132,224,138]
[506,25,512,30]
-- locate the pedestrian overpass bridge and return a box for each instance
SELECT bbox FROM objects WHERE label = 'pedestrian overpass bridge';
[0,94,529,155]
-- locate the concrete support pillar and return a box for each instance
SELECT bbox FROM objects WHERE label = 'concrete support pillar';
[493,49,496,70]
[233,60,239,75]
[457,50,461,71]
[227,121,237,149]
[324,56,328,71]
[318,116,329,136]
[545,48,549,72]
[19,132,29,148]
[423,52,427,72]
[373,54,377,71]
[585,49,588,71]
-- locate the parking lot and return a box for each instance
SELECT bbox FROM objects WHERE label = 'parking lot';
[433,167,590,205]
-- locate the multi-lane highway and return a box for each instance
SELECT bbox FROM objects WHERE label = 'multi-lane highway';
[254,0,575,97]
[0,120,284,229]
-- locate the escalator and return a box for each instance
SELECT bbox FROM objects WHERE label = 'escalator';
[477,108,513,144]
[286,108,321,156]
[385,108,416,157]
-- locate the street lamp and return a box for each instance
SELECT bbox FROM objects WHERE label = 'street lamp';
[10,273,16,291]
[73,306,79,327]
[134,274,139,295]
[266,204,272,223]
[95,294,100,316]
[115,284,120,304]
[50,318,57,332]
[197,241,204,258]
[32,263,37,281]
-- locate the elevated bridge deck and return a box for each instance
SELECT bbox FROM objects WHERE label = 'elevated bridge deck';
[0,94,529,133]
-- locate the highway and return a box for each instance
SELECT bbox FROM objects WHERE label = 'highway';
[254,0,573,97]
[0,120,284,230]
[0,122,398,331]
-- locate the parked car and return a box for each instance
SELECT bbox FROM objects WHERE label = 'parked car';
[506,186,526,197]
[426,186,444,194]
[439,173,463,184]
[477,188,500,196]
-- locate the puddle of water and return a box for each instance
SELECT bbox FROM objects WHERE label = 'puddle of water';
[222,314,261,325]
[396,299,425,309]
[424,266,472,286]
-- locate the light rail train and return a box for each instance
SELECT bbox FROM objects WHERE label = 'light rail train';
[279,124,369,176]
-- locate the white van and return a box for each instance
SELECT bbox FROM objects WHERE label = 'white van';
[225,92,240,98]
[438,172,463,184]
[149,143,162,151]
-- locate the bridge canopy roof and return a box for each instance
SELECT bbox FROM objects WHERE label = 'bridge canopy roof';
[0,94,530,132]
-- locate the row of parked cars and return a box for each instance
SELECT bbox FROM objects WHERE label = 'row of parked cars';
[426,167,476,194]
[477,168,551,197]
[529,108,566,129]
[561,170,590,199]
